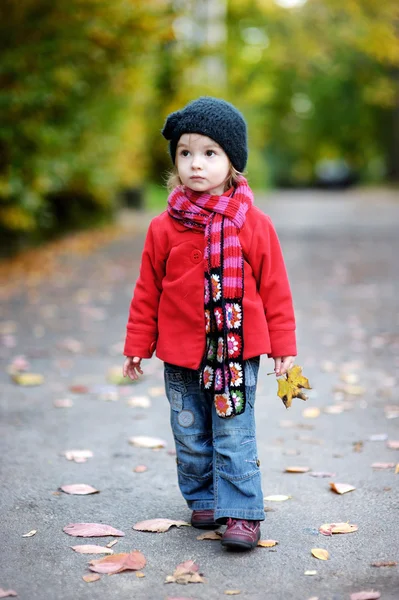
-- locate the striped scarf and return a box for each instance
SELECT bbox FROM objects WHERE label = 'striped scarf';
[167,176,254,417]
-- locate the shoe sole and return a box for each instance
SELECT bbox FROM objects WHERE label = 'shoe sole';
[221,533,260,551]
[191,521,219,530]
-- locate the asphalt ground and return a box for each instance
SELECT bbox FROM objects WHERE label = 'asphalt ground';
[1,188,398,600]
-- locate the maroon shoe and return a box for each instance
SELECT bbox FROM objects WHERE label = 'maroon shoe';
[191,509,218,529]
[221,518,261,550]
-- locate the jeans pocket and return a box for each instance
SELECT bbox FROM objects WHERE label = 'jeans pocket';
[164,371,184,412]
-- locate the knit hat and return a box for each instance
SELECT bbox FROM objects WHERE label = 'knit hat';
[161,96,248,172]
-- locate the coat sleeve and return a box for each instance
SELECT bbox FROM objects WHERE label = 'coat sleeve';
[123,217,168,358]
[248,212,297,358]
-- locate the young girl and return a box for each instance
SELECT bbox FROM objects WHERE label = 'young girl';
[123,97,296,551]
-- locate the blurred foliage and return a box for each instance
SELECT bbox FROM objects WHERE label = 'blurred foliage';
[1,0,398,252]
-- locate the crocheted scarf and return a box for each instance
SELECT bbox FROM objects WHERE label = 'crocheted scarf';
[167,176,254,418]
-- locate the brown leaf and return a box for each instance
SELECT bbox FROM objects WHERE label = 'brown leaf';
[63,523,125,537]
[60,484,99,495]
[135,572,145,578]
[311,548,329,560]
[128,436,166,449]
[69,385,89,394]
[285,466,310,473]
[0,590,18,598]
[196,530,222,540]
[257,539,278,547]
[71,545,113,554]
[319,522,358,536]
[133,465,148,473]
[370,561,397,567]
[11,372,44,386]
[350,591,381,600]
[371,462,395,469]
[133,519,190,533]
[330,482,356,494]
[82,574,101,583]
[62,450,93,463]
[89,550,146,574]
[165,560,205,585]
[353,441,364,452]
[22,529,37,537]
[387,440,399,450]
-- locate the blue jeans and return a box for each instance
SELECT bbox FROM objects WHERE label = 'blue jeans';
[164,357,265,522]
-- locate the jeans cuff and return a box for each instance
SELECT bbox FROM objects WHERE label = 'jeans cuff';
[188,501,215,510]
[214,509,266,522]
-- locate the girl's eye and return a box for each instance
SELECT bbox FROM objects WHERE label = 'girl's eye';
[206,150,215,157]
[179,150,190,157]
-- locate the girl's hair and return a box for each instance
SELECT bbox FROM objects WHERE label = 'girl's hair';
[166,163,244,192]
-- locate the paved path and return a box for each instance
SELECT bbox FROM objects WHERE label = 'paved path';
[1,188,398,600]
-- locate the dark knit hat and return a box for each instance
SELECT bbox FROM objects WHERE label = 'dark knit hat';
[161,96,248,172]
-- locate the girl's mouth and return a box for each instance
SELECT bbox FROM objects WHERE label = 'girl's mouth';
[190,176,205,180]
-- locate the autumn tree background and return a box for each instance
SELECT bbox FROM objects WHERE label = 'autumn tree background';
[1,0,398,253]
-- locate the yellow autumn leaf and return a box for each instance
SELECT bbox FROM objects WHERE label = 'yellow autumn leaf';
[257,539,279,547]
[277,365,311,409]
[311,548,329,560]
[285,466,310,473]
[12,373,44,386]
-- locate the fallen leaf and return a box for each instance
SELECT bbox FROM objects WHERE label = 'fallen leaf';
[370,561,397,567]
[69,385,89,394]
[224,591,241,596]
[303,407,320,418]
[324,405,345,414]
[387,440,399,450]
[368,434,388,442]
[133,465,148,473]
[319,522,358,536]
[133,519,190,533]
[22,529,37,537]
[197,530,222,540]
[165,560,205,585]
[106,540,118,548]
[135,572,145,578]
[129,436,166,449]
[353,441,363,452]
[264,495,291,502]
[340,373,359,384]
[11,373,44,386]
[89,550,146,574]
[71,545,113,554]
[8,355,29,373]
[0,590,18,598]
[53,398,73,408]
[396,464,399,474]
[285,466,310,473]
[330,482,356,494]
[311,548,329,560]
[350,591,381,600]
[277,365,311,408]
[62,450,93,463]
[82,574,101,583]
[309,472,336,478]
[60,484,99,495]
[371,462,395,469]
[304,570,317,576]
[127,396,151,408]
[63,523,125,537]
[257,539,278,547]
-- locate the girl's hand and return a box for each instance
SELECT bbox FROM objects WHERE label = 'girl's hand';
[123,356,143,381]
[274,356,295,377]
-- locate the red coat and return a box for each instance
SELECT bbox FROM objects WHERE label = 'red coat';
[124,205,296,369]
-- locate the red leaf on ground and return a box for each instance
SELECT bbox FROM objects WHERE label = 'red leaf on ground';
[0,591,18,598]
[89,551,146,574]
[350,591,381,600]
[63,523,125,537]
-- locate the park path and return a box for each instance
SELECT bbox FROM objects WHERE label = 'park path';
[1,188,398,600]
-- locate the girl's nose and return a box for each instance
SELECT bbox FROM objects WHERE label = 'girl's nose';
[191,154,203,170]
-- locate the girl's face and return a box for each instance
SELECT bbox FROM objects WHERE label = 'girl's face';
[176,133,231,195]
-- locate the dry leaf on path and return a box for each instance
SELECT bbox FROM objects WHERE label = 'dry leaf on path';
[82,574,101,583]
[396,464,399,474]
[224,591,241,596]
[69,385,89,394]
[285,466,310,473]
[11,373,44,386]
[165,560,205,585]
[71,545,113,554]
[133,465,148,473]
[277,365,311,409]
[330,482,356,495]
[319,522,358,536]
[370,561,397,567]
[106,540,118,548]
[135,572,145,578]
[0,590,18,598]
[311,548,329,560]
[53,398,74,408]
[197,530,222,540]
[304,570,317,576]
[62,450,93,463]
[63,523,125,537]
[129,436,166,449]
[60,484,99,495]
[22,529,37,537]
[387,440,399,450]
[264,495,291,502]
[133,519,190,533]
[350,591,381,600]
[371,462,395,469]
[89,550,146,574]
[303,407,320,419]
[258,539,278,547]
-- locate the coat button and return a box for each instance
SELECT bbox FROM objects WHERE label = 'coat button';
[191,249,202,264]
